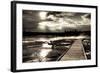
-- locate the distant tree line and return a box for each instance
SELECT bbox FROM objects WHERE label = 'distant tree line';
[23,30,90,37]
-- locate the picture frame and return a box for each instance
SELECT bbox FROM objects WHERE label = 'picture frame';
[11,1,98,72]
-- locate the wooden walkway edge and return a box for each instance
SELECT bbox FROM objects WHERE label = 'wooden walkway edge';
[61,40,86,61]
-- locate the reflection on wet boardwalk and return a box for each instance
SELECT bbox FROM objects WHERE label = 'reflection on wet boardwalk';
[61,40,86,61]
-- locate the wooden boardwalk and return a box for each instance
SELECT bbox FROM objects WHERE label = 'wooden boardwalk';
[61,40,86,61]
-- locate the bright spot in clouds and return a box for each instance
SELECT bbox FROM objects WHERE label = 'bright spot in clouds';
[38,21,63,31]
[38,18,77,31]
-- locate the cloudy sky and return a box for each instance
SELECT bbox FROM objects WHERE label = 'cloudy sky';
[23,10,91,32]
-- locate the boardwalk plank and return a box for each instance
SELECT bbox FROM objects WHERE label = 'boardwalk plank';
[61,40,86,61]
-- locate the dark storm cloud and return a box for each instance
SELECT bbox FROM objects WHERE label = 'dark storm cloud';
[23,10,41,32]
[23,10,91,32]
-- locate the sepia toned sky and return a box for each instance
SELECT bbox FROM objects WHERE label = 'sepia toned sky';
[23,10,91,32]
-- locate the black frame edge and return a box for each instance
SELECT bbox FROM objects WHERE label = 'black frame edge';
[11,1,16,72]
[14,65,97,72]
[11,1,98,72]
[12,1,97,8]
[96,6,98,67]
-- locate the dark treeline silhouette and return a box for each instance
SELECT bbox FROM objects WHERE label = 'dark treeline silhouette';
[23,31,91,37]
